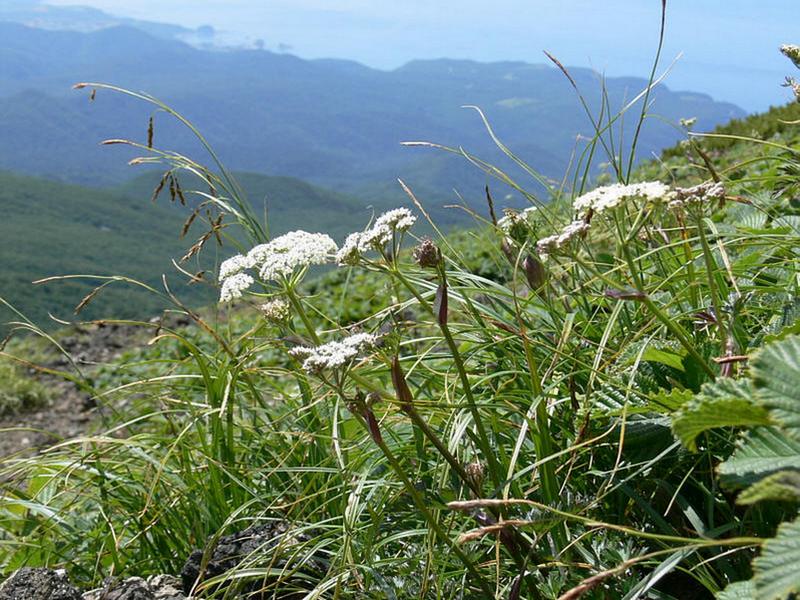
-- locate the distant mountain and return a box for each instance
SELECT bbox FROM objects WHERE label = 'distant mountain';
[0,0,209,43]
[0,169,373,328]
[0,22,745,208]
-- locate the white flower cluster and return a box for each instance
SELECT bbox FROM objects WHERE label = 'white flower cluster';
[573,181,672,216]
[336,208,416,265]
[497,207,537,233]
[668,182,726,210]
[219,272,254,302]
[259,298,291,322]
[781,44,800,69]
[289,332,378,373]
[219,254,251,280]
[217,230,337,302]
[536,220,590,256]
[250,230,338,280]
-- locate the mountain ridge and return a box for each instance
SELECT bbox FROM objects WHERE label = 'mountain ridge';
[0,22,745,205]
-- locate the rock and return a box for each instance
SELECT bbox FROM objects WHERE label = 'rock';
[0,568,82,600]
[82,577,153,600]
[180,522,324,598]
[147,575,186,600]
[82,575,189,600]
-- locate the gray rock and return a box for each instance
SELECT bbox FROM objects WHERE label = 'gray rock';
[82,576,190,600]
[0,568,82,600]
[147,576,187,600]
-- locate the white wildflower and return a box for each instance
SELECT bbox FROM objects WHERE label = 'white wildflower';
[668,182,726,210]
[289,332,378,373]
[781,44,800,69]
[336,232,363,265]
[259,298,290,322]
[219,272,254,302]
[337,208,417,264]
[218,254,252,281]
[375,207,417,232]
[497,206,537,234]
[783,76,800,102]
[358,208,416,250]
[536,220,590,256]
[246,231,337,281]
[573,181,672,216]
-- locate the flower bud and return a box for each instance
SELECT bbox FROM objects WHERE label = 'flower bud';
[464,461,485,490]
[523,254,547,290]
[413,238,442,268]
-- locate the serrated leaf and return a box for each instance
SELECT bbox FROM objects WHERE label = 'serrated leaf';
[763,321,800,345]
[737,470,800,505]
[673,398,771,451]
[752,335,800,437]
[753,517,800,600]
[716,580,755,600]
[719,427,800,487]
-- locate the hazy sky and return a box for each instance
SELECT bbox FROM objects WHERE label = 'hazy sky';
[45,0,799,111]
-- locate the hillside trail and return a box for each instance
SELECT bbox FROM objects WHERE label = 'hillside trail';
[0,317,187,459]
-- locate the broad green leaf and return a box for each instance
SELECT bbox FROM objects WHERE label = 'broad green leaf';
[737,470,800,505]
[642,347,686,372]
[719,427,800,487]
[753,517,800,600]
[671,378,769,451]
[716,580,755,600]
[752,335,800,437]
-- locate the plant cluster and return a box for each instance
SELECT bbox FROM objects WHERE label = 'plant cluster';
[1,35,800,600]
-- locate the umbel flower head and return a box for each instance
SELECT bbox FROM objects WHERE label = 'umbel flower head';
[289,332,378,373]
[668,181,726,210]
[781,44,800,69]
[219,272,254,302]
[248,230,337,281]
[572,181,672,217]
[259,298,291,323]
[336,208,416,265]
[217,230,337,302]
[536,219,590,257]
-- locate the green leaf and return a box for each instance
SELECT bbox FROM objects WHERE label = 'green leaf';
[716,580,755,600]
[753,517,800,600]
[752,335,800,437]
[673,399,771,451]
[648,388,694,413]
[671,379,770,451]
[737,470,800,504]
[763,320,800,345]
[719,427,800,487]
[642,347,686,372]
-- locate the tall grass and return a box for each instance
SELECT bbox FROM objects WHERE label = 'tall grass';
[2,11,800,599]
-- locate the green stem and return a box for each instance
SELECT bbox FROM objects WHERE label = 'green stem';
[347,372,480,495]
[368,420,495,597]
[391,265,501,489]
[641,295,715,379]
[285,286,321,345]
[695,218,726,343]
[573,250,716,379]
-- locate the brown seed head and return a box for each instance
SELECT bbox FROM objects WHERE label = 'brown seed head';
[464,461,485,490]
[413,238,442,268]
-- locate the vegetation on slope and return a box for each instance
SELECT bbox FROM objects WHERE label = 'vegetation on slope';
[0,169,384,330]
[1,39,800,600]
